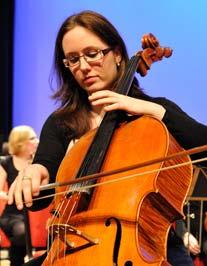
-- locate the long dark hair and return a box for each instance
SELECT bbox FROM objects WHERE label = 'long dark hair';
[51,10,144,139]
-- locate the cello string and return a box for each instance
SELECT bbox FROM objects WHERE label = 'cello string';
[29,157,207,203]
[47,188,84,259]
[46,194,76,263]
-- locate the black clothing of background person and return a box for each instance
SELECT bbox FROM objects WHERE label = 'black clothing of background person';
[0,156,26,266]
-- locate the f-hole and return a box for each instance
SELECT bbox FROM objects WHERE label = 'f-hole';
[124,261,133,266]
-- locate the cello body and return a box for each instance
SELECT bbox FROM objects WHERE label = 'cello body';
[42,116,193,266]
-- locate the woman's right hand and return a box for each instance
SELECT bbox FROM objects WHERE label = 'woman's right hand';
[7,163,49,210]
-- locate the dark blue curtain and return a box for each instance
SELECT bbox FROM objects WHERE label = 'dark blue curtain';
[0,0,14,152]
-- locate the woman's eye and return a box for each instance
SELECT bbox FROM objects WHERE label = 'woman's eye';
[69,56,79,63]
[86,51,99,58]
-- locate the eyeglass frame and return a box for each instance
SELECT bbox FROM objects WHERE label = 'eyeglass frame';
[62,47,113,68]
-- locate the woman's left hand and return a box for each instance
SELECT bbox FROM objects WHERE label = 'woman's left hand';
[88,90,166,120]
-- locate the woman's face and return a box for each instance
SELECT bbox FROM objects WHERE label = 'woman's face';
[23,129,39,157]
[62,26,121,94]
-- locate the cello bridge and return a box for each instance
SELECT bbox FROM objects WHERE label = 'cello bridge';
[49,223,99,248]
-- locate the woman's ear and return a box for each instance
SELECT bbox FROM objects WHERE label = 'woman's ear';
[113,46,122,66]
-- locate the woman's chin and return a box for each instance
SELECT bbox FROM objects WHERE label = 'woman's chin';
[85,85,104,94]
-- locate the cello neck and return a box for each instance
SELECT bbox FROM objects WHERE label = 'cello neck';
[75,54,139,179]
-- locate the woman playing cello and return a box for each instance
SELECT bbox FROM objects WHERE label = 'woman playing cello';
[7,10,207,266]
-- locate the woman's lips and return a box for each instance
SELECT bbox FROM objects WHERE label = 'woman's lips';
[83,76,97,85]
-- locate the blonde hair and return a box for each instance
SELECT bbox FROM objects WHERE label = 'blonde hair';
[8,125,35,155]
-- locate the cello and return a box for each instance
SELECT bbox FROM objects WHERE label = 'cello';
[42,34,193,266]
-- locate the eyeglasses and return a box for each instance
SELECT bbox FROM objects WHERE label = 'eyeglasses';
[63,47,112,68]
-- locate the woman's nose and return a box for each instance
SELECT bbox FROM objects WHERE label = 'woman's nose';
[79,57,91,71]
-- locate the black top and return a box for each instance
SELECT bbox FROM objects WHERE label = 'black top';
[1,156,24,215]
[32,96,207,209]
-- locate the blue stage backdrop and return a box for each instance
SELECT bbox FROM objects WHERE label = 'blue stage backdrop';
[13,0,207,136]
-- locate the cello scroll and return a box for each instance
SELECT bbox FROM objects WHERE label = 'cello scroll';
[137,33,173,76]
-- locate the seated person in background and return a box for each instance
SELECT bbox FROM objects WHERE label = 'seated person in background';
[167,219,200,266]
[185,200,207,265]
[0,125,38,266]
[169,198,207,266]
